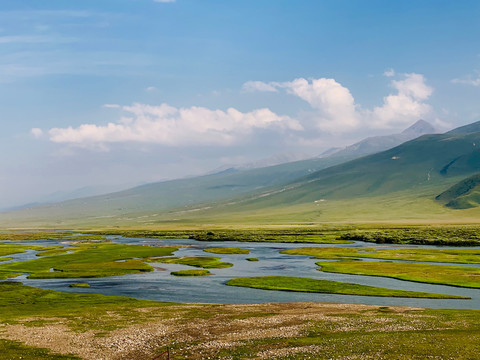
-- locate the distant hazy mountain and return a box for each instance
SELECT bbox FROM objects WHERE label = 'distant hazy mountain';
[207,152,313,175]
[1,183,141,212]
[0,120,437,226]
[321,120,436,160]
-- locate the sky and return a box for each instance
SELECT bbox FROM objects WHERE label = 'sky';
[1,0,480,209]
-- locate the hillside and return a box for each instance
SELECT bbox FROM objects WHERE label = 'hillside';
[156,123,480,225]
[436,174,480,209]
[0,121,435,227]
[207,130,480,213]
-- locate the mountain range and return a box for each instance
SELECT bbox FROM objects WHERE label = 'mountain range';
[5,119,480,227]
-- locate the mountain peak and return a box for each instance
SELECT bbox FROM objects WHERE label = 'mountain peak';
[401,120,436,136]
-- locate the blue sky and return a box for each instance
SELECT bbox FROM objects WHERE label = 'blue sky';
[1,0,480,209]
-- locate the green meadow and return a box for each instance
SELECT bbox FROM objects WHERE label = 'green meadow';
[1,227,480,359]
[171,269,212,276]
[203,247,250,254]
[282,246,480,263]
[226,276,467,299]
[154,256,233,269]
[1,282,480,359]
[0,243,177,279]
[317,260,480,288]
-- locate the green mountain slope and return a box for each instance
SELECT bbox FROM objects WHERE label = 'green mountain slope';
[231,131,480,208]
[445,120,480,135]
[170,126,480,224]
[436,174,480,209]
[0,121,434,227]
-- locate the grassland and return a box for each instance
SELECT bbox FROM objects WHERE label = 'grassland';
[0,271,20,280]
[0,282,174,330]
[69,283,90,288]
[0,243,177,279]
[1,282,480,359]
[0,242,61,257]
[226,276,467,299]
[90,226,480,247]
[203,247,250,254]
[317,260,480,288]
[0,339,81,360]
[154,256,233,269]
[282,246,480,263]
[171,269,211,276]
[0,232,106,242]
[340,226,480,245]
[91,228,354,244]
[1,228,480,359]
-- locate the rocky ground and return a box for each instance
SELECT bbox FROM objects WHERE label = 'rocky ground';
[1,302,424,360]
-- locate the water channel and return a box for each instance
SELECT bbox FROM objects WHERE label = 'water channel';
[4,236,480,309]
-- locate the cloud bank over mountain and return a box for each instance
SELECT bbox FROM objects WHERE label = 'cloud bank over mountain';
[244,72,433,132]
[38,73,434,150]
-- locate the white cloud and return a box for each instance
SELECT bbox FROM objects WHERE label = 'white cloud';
[243,73,434,131]
[391,73,432,100]
[278,78,359,131]
[103,104,120,109]
[384,68,395,77]
[242,81,278,93]
[146,86,157,92]
[31,128,44,138]
[367,73,433,128]
[46,103,302,148]
[452,73,480,86]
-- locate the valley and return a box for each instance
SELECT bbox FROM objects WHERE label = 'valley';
[1,228,480,359]
[3,121,480,359]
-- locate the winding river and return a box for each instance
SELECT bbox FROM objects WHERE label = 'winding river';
[5,236,480,309]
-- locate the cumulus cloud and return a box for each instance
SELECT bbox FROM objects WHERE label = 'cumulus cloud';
[31,128,44,138]
[367,73,433,128]
[46,103,302,148]
[452,73,480,86]
[384,68,395,77]
[279,78,359,131]
[244,73,433,131]
[102,104,120,109]
[242,81,278,93]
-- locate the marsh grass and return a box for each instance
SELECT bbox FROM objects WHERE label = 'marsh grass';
[0,282,175,331]
[0,244,177,279]
[317,260,480,288]
[283,246,480,264]
[0,232,106,242]
[0,282,480,359]
[0,271,20,280]
[0,339,81,360]
[225,276,466,299]
[171,269,211,276]
[68,283,90,288]
[204,247,250,254]
[155,256,233,268]
[0,243,60,257]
